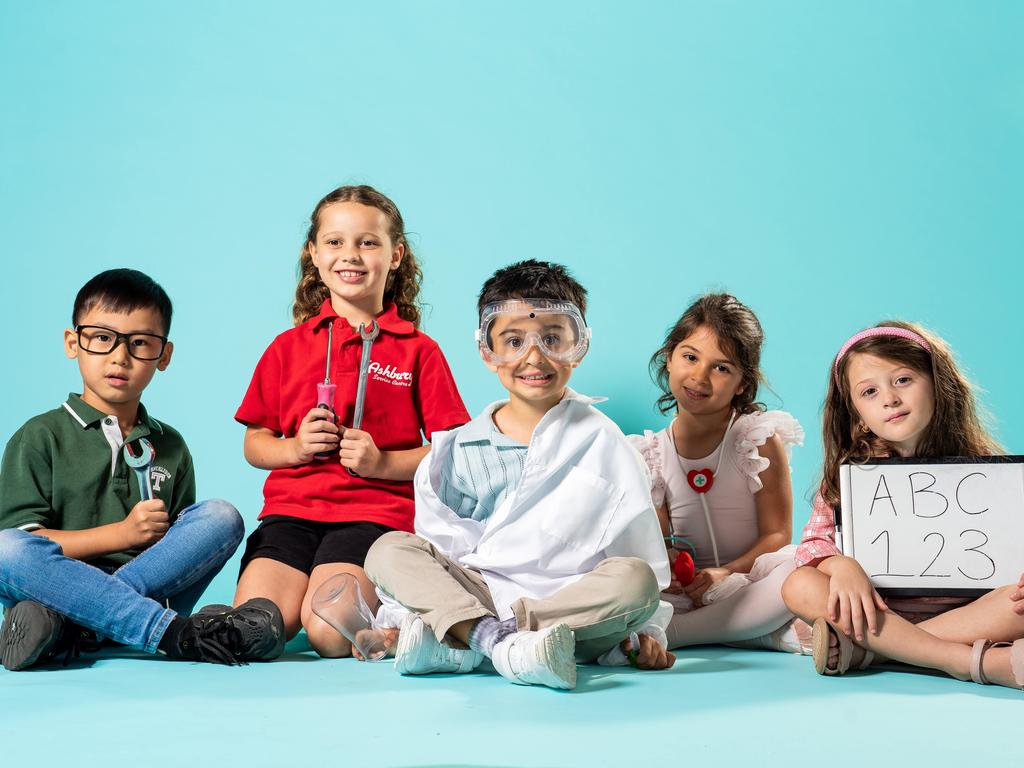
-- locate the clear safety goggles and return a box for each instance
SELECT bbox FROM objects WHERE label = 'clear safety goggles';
[476,299,591,364]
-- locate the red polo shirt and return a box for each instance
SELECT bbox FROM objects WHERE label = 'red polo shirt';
[236,301,470,530]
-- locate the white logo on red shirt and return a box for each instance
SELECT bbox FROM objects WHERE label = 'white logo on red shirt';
[368,361,413,387]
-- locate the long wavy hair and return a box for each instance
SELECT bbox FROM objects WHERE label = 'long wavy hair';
[649,293,767,416]
[292,185,423,327]
[820,320,1001,507]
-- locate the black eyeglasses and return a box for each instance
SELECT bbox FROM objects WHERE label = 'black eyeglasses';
[75,325,168,361]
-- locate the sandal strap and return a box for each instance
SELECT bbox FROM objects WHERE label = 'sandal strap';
[971,639,991,684]
[835,624,854,674]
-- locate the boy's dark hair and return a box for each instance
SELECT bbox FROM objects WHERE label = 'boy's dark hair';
[477,260,588,318]
[72,269,173,334]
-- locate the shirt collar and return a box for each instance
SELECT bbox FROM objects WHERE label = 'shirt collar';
[62,393,163,435]
[307,300,415,336]
[455,406,525,447]
[455,388,606,446]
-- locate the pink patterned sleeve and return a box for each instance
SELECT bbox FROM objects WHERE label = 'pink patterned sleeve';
[794,493,842,567]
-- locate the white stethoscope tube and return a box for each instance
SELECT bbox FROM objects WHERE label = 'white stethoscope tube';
[674,410,736,569]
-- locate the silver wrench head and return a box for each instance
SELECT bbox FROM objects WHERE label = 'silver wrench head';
[123,438,155,468]
[358,320,380,342]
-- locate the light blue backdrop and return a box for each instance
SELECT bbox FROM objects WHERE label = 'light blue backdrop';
[2,2,1021,604]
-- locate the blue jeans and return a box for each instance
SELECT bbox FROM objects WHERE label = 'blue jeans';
[0,499,243,654]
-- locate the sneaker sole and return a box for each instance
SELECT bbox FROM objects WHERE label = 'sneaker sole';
[393,615,458,674]
[0,603,62,671]
[394,615,484,675]
[394,615,433,675]
[523,624,577,690]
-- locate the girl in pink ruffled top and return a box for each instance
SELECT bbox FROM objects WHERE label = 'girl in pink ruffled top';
[631,293,810,653]
[783,322,1024,689]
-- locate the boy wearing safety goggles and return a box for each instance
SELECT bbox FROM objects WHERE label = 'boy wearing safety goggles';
[366,260,673,689]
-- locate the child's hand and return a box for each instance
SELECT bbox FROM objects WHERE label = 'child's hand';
[621,633,675,670]
[1010,573,1024,615]
[292,407,340,463]
[826,556,888,642]
[352,626,400,661]
[683,566,731,606]
[339,428,383,476]
[120,499,169,548]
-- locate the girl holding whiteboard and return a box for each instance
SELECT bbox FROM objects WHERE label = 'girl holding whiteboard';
[782,322,1024,690]
[631,294,809,653]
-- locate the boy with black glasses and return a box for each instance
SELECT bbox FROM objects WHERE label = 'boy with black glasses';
[0,269,284,670]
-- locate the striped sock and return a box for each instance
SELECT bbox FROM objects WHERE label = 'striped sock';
[468,616,518,658]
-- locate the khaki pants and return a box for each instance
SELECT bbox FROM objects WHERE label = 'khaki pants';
[365,530,660,662]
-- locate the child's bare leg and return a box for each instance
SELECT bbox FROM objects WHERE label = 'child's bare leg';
[300,563,379,658]
[235,558,307,639]
[786,568,1024,685]
[914,585,1024,644]
[783,566,972,678]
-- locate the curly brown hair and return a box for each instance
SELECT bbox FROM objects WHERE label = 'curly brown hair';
[292,185,423,327]
[649,293,767,416]
[820,320,1001,507]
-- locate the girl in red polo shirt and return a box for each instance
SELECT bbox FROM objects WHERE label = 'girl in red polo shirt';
[234,185,470,658]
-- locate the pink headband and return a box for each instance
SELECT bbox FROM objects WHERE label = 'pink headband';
[833,327,932,384]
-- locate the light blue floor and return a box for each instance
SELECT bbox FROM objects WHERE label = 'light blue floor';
[1,638,1016,767]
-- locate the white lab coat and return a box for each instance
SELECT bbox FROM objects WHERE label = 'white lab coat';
[408,389,670,621]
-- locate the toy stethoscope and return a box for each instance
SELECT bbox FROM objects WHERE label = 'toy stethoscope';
[669,409,737,572]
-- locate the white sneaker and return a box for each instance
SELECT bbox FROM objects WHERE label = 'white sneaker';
[491,623,577,690]
[393,614,484,675]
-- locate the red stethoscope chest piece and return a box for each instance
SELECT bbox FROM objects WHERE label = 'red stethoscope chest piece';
[686,468,715,494]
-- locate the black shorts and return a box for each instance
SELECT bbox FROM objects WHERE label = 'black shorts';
[238,516,395,578]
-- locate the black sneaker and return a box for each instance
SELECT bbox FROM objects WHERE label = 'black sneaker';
[1,602,64,671]
[0,602,99,671]
[178,598,285,665]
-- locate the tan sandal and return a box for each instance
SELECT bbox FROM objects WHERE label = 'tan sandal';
[970,638,1024,689]
[811,617,875,675]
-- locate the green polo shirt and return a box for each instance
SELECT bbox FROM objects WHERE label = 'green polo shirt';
[0,393,196,569]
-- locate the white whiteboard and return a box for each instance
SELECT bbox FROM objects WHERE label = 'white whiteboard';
[839,458,1024,595]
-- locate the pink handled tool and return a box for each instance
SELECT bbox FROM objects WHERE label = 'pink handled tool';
[314,322,338,460]
[346,320,380,477]
[123,438,156,501]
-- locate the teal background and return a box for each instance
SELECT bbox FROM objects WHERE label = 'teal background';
[2,1,1022,609]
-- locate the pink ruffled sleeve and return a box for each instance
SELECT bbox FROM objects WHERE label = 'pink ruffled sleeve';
[731,410,805,493]
[626,430,667,508]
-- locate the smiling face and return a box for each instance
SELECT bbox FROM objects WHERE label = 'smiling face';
[64,305,172,415]
[846,352,935,457]
[308,202,404,318]
[665,324,745,418]
[483,313,578,408]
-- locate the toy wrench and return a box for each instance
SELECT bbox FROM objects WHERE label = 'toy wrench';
[123,438,156,501]
[346,320,379,476]
[352,320,379,430]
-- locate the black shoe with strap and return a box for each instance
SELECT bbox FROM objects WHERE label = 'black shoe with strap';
[175,598,285,665]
